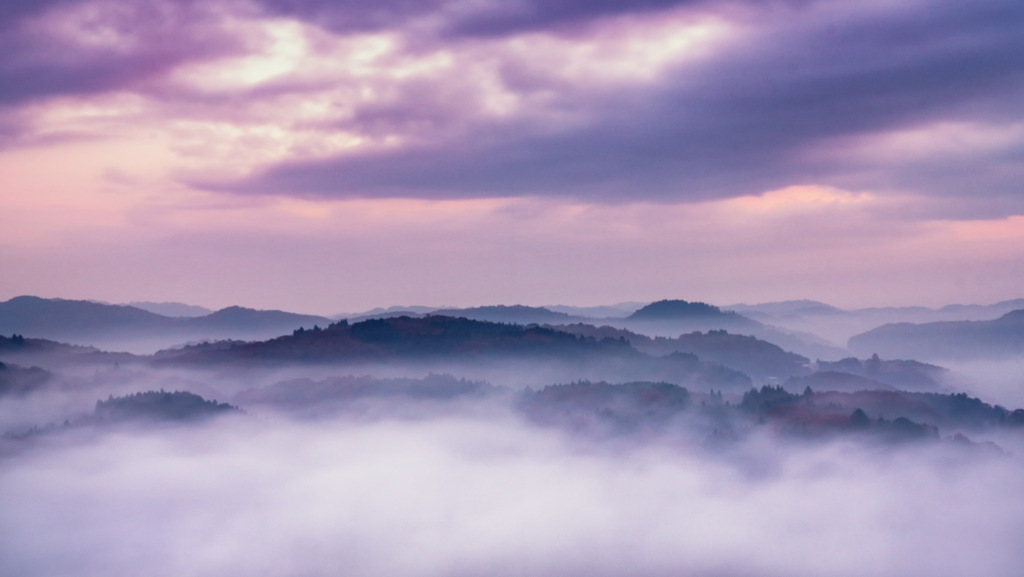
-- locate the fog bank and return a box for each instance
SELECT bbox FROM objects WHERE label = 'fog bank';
[3,416,1023,577]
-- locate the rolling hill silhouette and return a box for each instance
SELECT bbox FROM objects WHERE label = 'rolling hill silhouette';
[0,296,333,352]
[849,309,1024,360]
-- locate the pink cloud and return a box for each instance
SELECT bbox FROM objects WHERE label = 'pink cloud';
[1,0,1023,311]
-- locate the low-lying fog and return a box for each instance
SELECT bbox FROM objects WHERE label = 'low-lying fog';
[4,407,1024,577]
[4,301,1024,577]
[943,358,1024,408]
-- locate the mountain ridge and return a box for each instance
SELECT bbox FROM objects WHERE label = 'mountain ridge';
[849,309,1024,360]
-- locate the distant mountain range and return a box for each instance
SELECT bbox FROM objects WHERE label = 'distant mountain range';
[0,296,333,353]
[346,304,589,326]
[0,310,955,399]
[727,298,1024,320]
[347,299,760,329]
[544,302,644,318]
[127,301,213,318]
[154,315,754,389]
[159,315,635,364]
[727,298,1024,345]
[432,305,582,325]
[341,302,646,321]
[3,294,1021,366]
[336,299,840,359]
[5,297,1024,451]
[599,299,843,360]
[725,300,846,317]
[550,324,811,381]
[849,310,1024,360]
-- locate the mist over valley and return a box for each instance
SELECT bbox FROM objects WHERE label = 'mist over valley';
[3,295,1024,576]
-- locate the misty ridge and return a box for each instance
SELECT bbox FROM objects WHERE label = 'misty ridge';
[3,295,1024,577]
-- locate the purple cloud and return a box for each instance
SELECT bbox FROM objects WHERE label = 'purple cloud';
[0,0,241,108]
[202,0,1024,214]
[249,0,706,37]
[2,0,1022,215]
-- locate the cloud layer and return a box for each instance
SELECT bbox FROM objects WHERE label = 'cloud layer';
[1,0,1023,310]
[229,0,1024,211]
[3,0,1023,209]
[4,416,1024,577]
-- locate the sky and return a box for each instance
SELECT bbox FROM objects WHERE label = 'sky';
[1,0,1023,314]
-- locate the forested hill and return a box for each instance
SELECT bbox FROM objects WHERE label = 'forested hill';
[157,315,639,364]
[92,391,241,423]
[552,324,810,380]
[628,299,755,324]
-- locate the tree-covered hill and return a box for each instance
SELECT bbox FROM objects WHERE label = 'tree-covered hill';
[92,391,240,423]
[160,315,639,363]
[553,324,811,381]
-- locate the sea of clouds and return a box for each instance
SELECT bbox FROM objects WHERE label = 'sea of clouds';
[3,410,1024,577]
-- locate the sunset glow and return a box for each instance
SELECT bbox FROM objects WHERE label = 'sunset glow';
[1,0,1022,312]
